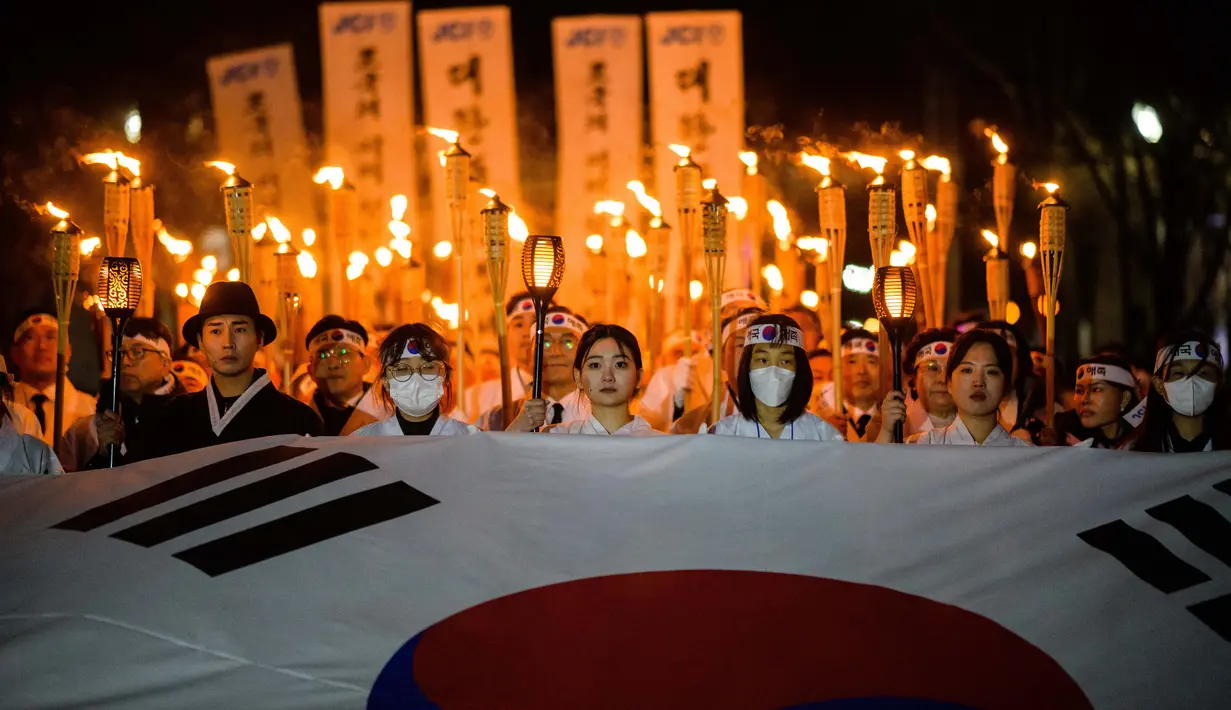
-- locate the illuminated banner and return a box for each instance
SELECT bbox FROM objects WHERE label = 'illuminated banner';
[206,44,313,230]
[319,2,416,251]
[646,11,745,322]
[418,5,520,243]
[552,15,644,307]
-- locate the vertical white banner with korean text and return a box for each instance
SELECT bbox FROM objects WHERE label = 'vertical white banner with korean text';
[206,43,313,232]
[319,2,416,252]
[418,5,520,248]
[646,11,745,327]
[552,15,644,310]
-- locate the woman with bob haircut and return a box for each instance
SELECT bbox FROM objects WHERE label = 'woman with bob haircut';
[1137,329,1229,452]
[709,314,844,440]
[351,323,476,436]
[547,324,661,436]
[880,329,1032,446]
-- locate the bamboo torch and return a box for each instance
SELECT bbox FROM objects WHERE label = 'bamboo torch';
[481,190,514,430]
[625,227,649,340]
[206,161,255,283]
[313,167,354,314]
[987,129,1015,254]
[899,150,936,328]
[274,237,300,395]
[595,201,626,323]
[80,151,131,259]
[647,217,671,359]
[849,151,894,398]
[805,153,848,413]
[47,203,81,446]
[431,129,471,405]
[923,155,956,324]
[126,159,156,317]
[982,229,1011,321]
[701,183,729,426]
[1038,183,1068,427]
[740,151,765,291]
[671,144,702,359]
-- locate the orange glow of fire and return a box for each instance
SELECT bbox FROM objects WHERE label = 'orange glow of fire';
[899,149,916,161]
[625,228,647,258]
[985,129,1009,163]
[509,213,529,243]
[1041,182,1060,194]
[668,144,691,166]
[298,250,318,278]
[626,180,662,217]
[479,187,497,198]
[800,152,831,177]
[156,221,193,261]
[205,161,236,176]
[766,200,791,242]
[843,151,888,175]
[313,166,344,190]
[926,204,937,232]
[251,222,268,242]
[702,178,717,190]
[921,155,952,179]
[727,196,748,221]
[1021,241,1037,259]
[594,200,625,218]
[43,202,69,219]
[79,236,101,256]
[267,216,291,244]
[982,229,1001,250]
[428,127,459,143]
[390,194,408,220]
[739,151,758,175]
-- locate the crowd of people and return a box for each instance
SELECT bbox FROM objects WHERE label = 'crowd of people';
[1,278,1227,474]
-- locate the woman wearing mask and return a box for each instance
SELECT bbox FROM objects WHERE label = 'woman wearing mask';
[710,314,844,440]
[545,324,660,436]
[879,330,1032,446]
[351,324,476,437]
[1138,331,1228,452]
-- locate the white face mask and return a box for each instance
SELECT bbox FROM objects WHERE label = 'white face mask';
[748,366,795,407]
[388,374,444,417]
[1163,376,1218,417]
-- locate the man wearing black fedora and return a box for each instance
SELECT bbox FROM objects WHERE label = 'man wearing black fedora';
[132,282,322,460]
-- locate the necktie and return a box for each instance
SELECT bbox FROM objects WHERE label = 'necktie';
[30,394,49,435]
[851,413,872,438]
[550,402,565,424]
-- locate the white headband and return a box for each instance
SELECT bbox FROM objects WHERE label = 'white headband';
[1076,363,1137,389]
[310,328,366,352]
[721,313,761,344]
[745,323,803,348]
[842,337,879,357]
[1123,398,1148,428]
[506,297,536,322]
[401,337,439,360]
[545,312,586,339]
[124,333,171,358]
[721,289,766,309]
[14,313,57,342]
[171,360,207,381]
[1154,340,1224,374]
[914,341,953,365]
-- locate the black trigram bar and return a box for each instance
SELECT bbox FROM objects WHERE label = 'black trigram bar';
[1077,520,1211,594]
[1146,495,1231,569]
[1189,592,1231,644]
[173,482,438,576]
[1215,478,1231,497]
[53,446,315,532]
[111,452,378,548]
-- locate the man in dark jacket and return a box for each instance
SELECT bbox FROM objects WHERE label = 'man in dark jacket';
[132,282,322,461]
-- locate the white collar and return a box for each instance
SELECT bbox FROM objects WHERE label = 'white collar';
[154,374,178,396]
[206,373,272,436]
[944,415,1012,446]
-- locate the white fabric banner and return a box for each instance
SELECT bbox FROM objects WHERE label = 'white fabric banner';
[551,15,644,309]
[3,435,1231,708]
[418,5,520,245]
[646,11,746,324]
[319,2,417,252]
[205,44,314,231]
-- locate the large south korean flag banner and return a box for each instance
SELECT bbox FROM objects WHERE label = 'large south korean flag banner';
[2,435,1231,708]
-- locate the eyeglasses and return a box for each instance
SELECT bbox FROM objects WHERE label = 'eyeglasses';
[107,347,164,363]
[316,347,355,365]
[542,335,577,352]
[386,361,445,382]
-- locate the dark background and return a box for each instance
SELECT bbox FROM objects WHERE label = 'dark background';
[2,0,1228,368]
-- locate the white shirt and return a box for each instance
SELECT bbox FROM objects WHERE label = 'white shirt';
[0,413,63,475]
[816,381,879,442]
[639,357,714,425]
[473,367,530,423]
[351,414,477,437]
[547,415,662,437]
[904,397,954,437]
[12,380,97,447]
[908,416,1033,447]
[710,411,845,441]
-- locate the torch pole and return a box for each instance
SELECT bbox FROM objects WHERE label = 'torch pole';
[1039,190,1069,428]
[482,193,513,429]
[130,178,156,317]
[702,186,729,426]
[675,157,702,359]
[868,179,896,399]
[50,220,82,446]
[444,141,472,407]
[221,174,254,282]
[818,177,847,415]
[933,177,958,325]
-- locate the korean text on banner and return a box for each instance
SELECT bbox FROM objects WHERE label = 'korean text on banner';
[418,5,520,244]
[552,15,644,308]
[646,11,745,326]
[319,2,417,252]
[206,43,313,232]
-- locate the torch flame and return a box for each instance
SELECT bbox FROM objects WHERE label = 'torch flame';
[388,220,411,240]
[889,251,909,267]
[761,265,784,293]
[727,196,748,221]
[297,250,318,278]
[313,166,345,190]
[702,178,717,190]
[1021,241,1037,259]
[690,280,703,301]
[800,152,831,177]
[982,229,1001,250]
[898,239,916,261]
[428,127,460,144]
[43,202,69,219]
[921,155,951,178]
[766,200,792,242]
[375,247,394,267]
[926,204,937,232]
[509,213,529,243]
[739,151,758,175]
[390,237,412,259]
[478,187,497,198]
[801,290,820,309]
[796,237,828,259]
[175,283,189,298]
[79,236,101,256]
[668,144,691,166]
[842,151,888,175]
[251,222,268,242]
[201,255,218,272]
[585,234,604,253]
[348,251,369,267]
[985,129,1009,164]
[302,228,317,246]
[594,200,625,218]
[899,149,916,161]
[117,154,141,176]
[433,240,453,259]
[205,161,236,176]
[226,268,240,282]
[626,180,662,217]
[156,221,193,261]
[1040,182,1060,194]
[190,283,206,302]
[391,194,408,220]
[625,228,647,258]
[267,216,291,244]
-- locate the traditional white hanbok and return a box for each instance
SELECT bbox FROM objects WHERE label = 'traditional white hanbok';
[710,411,845,441]
[907,416,1033,447]
[0,413,63,474]
[547,415,662,437]
[351,413,477,436]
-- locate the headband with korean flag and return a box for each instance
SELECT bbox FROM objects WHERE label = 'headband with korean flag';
[721,288,767,310]
[745,323,804,348]
[545,312,586,339]
[13,313,57,342]
[842,337,878,357]
[310,328,366,353]
[1076,363,1138,389]
[1154,340,1224,374]
[721,313,762,345]
[506,296,536,324]
[401,337,439,360]
[914,341,954,366]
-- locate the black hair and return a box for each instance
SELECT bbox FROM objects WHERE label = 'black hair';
[376,323,453,415]
[945,329,1015,386]
[721,306,767,341]
[736,314,814,425]
[505,290,545,317]
[122,317,174,353]
[976,320,1033,393]
[172,344,196,360]
[783,305,821,332]
[841,328,877,346]
[571,324,644,404]
[305,314,369,349]
[1075,353,1137,415]
[903,327,960,398]
[808,348,832,359]
[1138,329,1230,451]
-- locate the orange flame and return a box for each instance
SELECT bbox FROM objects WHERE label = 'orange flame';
[428,127,459,143]
[1037,182,1060,194]
[739,151,758,175]
[899,149,916,161]
[669,144,691,166]
[43,202,69,219]
[626,180,662,217]
[981,229,1000,250]
[205,161,236,176]
[767,200,791,241]
[478,187,497,199]
[390,194,408,220]
[727,196,748,221]
[79,236,101,256]
[842,151,888,175]
[702,178,717,190]
[313,166,344,190]
[799,151,831,177]
[921,155,951,178]
[985,129,1009,164]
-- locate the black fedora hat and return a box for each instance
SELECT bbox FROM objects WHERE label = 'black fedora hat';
[182,281,277,345]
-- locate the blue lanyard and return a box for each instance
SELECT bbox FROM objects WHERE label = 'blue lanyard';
[755,420,794,439]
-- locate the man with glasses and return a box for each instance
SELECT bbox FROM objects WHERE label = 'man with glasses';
[304,315,390,436]
[479,307,591,431]
[56,318,185,470]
